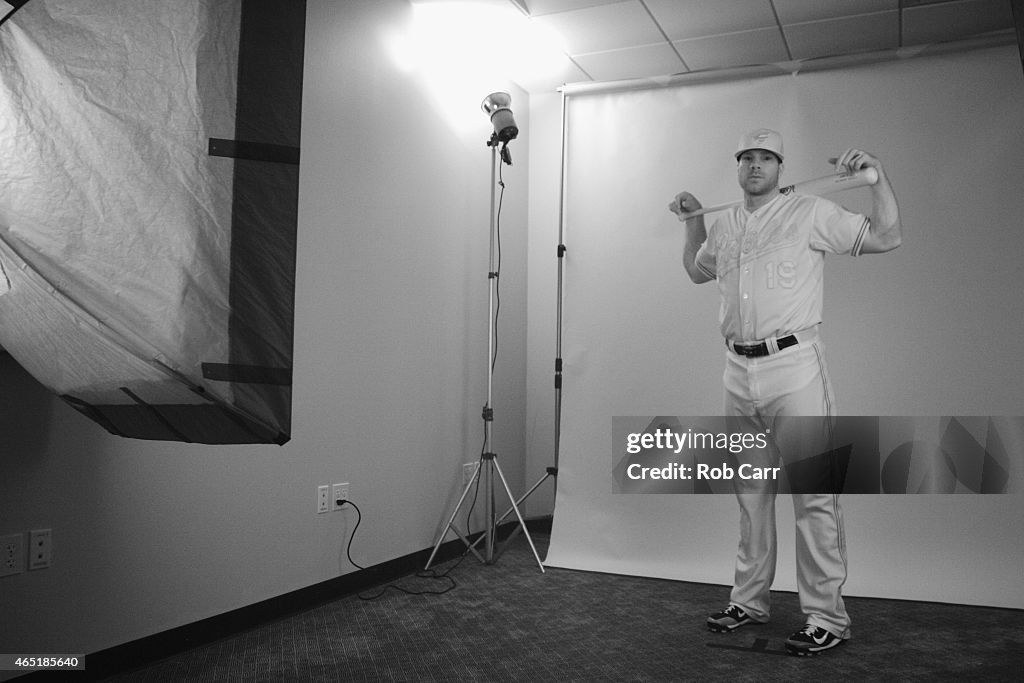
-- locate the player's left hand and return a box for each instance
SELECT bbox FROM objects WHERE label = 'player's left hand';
[833,148,881,175]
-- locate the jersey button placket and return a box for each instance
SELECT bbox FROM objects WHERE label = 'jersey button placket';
[739,227,755,340]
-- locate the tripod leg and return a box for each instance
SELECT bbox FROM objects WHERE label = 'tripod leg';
[483,456,496,563]
[483,471,548,548]
[466,461,532,550]
[494,469,554,529]
[424,461,484,570]
[491,459,546,573]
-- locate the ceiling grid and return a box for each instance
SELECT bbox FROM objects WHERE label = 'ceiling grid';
[509,0,1016,90]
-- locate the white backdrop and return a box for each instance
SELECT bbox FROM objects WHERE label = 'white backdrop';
[543,44,1024,608]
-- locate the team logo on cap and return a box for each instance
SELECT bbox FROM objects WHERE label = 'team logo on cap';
[735,128,783,160]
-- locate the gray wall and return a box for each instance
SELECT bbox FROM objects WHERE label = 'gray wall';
[0,0,532,668]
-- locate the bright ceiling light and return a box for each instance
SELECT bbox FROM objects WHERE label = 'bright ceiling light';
[403,1,567,77]
[383,1,569,135]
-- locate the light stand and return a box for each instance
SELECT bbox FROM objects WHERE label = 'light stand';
[469,88,569,550]
[425,93,544,573]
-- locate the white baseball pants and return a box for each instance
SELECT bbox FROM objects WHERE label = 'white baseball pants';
[722,334,851,639]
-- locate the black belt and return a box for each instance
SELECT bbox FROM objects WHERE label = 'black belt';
[729,334,798,358]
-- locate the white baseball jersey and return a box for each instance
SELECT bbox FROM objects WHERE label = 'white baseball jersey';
[694,192,870,343]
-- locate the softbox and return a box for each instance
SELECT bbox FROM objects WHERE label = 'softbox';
[0,0,305,445]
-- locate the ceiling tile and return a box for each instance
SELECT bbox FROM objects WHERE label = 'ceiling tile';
[673,28,790,72]
[573,42,687,81]
[512,58,592,92]
[773,0,897,25]
[785,11,900,60]
[499,0,1018,92]
[524,0,624,16]
[529,1,664,54]
[902,0,1015,45]
[645,0,777,40]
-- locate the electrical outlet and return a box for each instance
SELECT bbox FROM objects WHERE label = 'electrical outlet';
[1,533,25,578]
[28,529,52,570]
[331,482,349,511]
[463,461,478,488]
[317,485,330,514]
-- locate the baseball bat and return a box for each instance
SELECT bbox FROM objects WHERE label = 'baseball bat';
[673,166,878,221]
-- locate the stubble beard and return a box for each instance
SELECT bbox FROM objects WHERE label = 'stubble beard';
[743,176,777,197]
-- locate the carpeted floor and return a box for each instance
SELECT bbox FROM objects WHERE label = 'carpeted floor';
[95,530,1023,682]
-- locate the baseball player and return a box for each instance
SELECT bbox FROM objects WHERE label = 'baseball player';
[669,128,901,656]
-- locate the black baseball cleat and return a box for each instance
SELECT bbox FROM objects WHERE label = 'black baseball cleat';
[706,604,760,633]
[784,624,846,656]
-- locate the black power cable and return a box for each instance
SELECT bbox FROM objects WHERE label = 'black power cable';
[334,499,464,600]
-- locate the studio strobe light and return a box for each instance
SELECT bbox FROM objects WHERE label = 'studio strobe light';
[481,91,518,142]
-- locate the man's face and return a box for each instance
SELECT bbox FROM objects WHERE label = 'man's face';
[737,150,782,197]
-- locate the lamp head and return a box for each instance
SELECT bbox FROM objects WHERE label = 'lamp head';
[481,91,518,143]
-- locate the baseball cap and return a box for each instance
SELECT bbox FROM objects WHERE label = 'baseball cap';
[734,128,784,162]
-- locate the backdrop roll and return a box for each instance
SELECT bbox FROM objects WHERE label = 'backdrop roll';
[544,43,1024,608]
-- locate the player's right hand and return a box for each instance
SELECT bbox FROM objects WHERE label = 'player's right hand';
[669,191,702,218]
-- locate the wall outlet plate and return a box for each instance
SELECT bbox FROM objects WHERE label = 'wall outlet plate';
[317,485,330,514]
[331,483,349,511]
[28,529,52,570]
[1,533,25,577]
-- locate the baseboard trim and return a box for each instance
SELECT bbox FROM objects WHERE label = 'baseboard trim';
[21,517,552,682]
